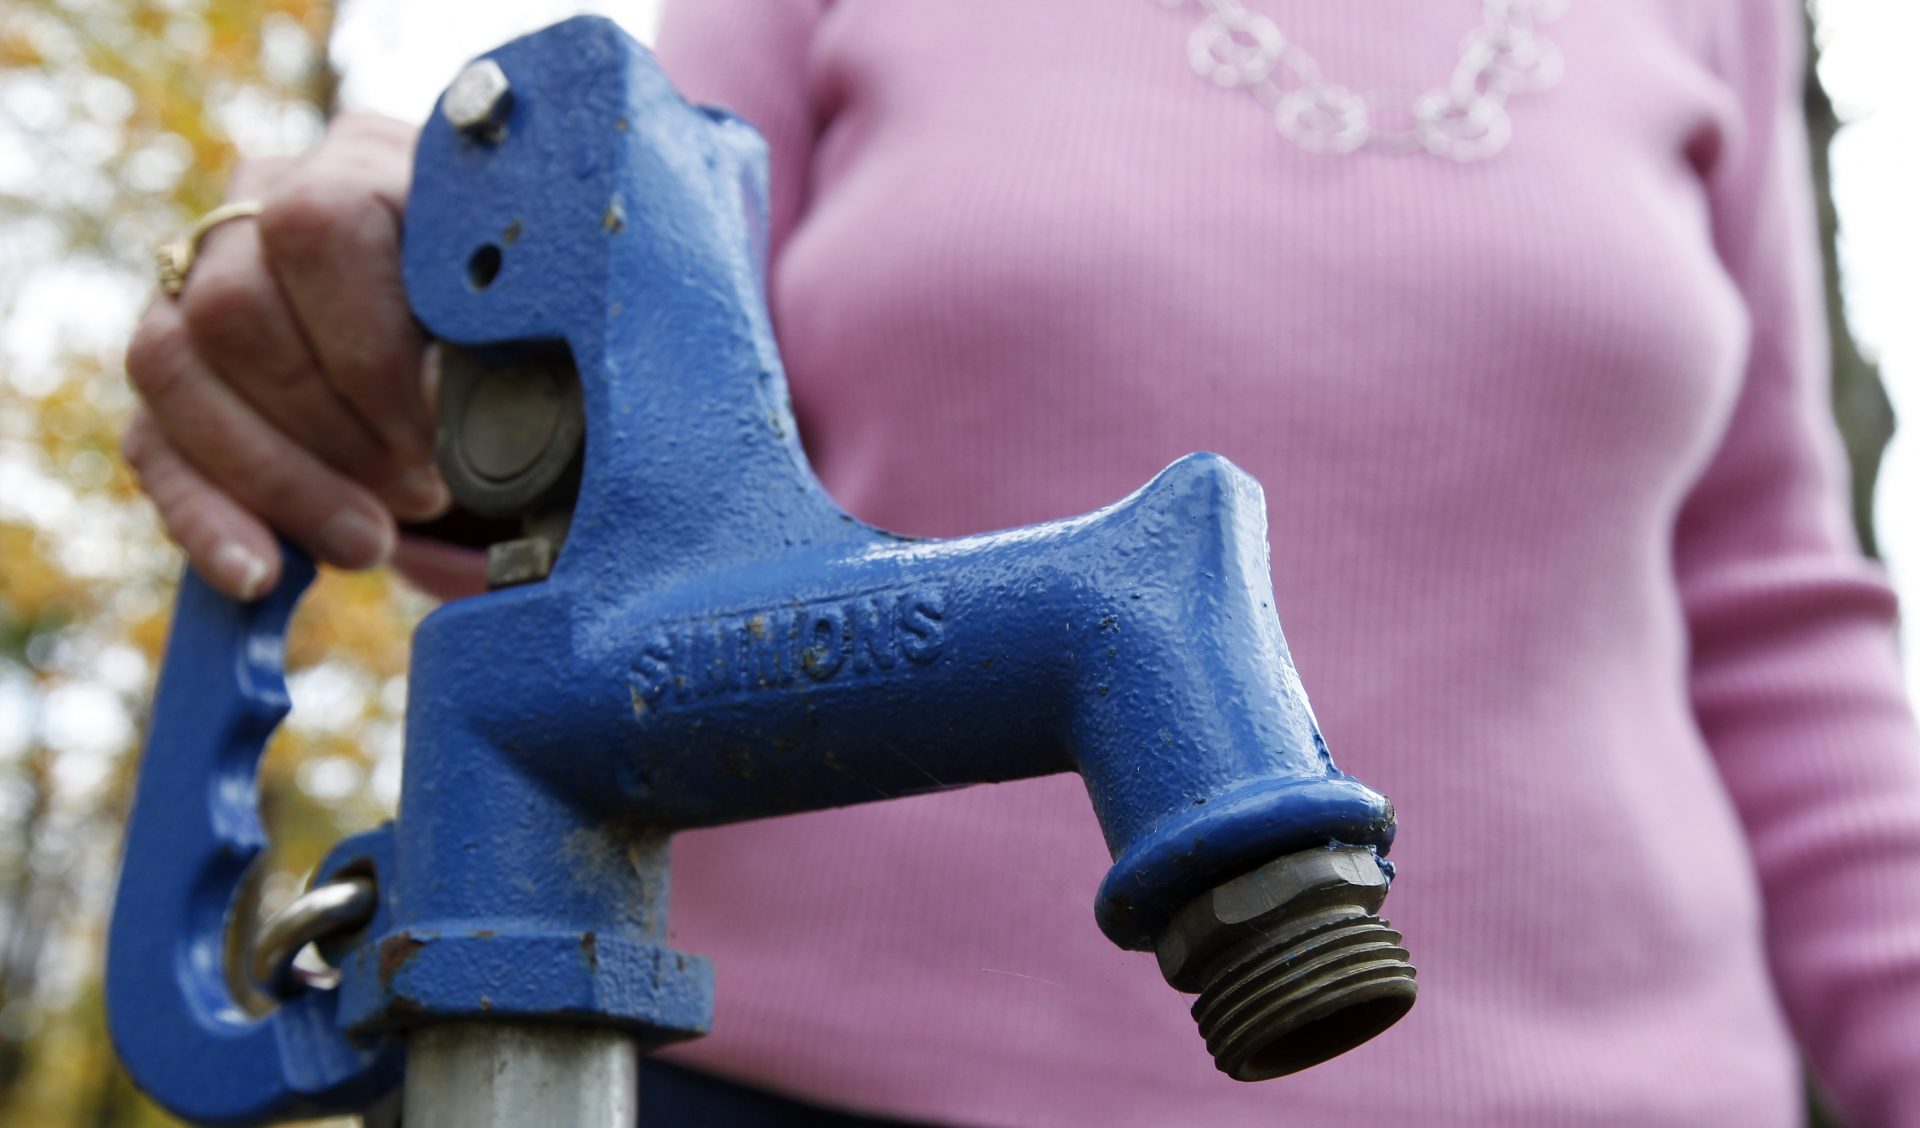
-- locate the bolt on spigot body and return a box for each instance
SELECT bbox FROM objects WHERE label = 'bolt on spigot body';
[1155,846,1417,1081]
[444,59,512,137]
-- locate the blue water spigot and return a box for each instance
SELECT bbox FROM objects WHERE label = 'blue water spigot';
[106,17,1412,1125]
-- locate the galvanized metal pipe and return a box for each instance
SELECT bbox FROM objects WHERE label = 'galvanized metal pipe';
[402,1023,637,1128]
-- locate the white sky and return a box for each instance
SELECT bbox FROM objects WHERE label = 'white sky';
[344,0,1919,698]
[332,0,665,118]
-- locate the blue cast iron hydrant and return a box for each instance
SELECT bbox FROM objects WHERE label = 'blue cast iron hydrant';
[105,17,1414,1126]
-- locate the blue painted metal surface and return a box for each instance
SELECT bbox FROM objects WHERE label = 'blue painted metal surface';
[106,16,1399,1124]
[105,551,402,1125]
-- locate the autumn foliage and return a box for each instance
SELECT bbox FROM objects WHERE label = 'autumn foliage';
[0,3,416,1123]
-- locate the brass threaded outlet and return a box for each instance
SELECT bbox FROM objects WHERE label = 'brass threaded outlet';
[1191,903,1416,1081]
[1155,846,1417,1081]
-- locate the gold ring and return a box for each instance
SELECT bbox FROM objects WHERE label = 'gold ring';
[155,200,263,297]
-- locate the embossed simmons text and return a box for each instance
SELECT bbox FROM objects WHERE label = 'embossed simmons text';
[630,587,946,709]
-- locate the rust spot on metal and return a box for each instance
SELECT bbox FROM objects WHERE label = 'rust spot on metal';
[480,995,493,1011]
[502,219,523,244]
[379,932,426,986]
[474,929,497,939]
[581,931,599,971]
[747,614,767,639]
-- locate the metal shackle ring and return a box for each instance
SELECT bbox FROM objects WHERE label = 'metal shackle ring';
[249,874,378,997]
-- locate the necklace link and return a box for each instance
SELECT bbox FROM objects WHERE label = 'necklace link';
[1158,0,1566,162]
[1188,8,1286,88]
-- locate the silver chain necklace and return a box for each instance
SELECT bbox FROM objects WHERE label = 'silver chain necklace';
[1153,0,1567,162]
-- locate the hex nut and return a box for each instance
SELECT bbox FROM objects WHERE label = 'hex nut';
[1155,845,1389,992]
[486,536,557,590]
[443,59,512,135]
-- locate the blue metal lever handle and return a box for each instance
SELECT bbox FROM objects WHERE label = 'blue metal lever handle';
[106,549,399,1126]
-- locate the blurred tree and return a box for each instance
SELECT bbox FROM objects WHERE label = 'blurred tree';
[0,2,417,1124]
[1802,4,1888,1117]
[1807,10,1896,563]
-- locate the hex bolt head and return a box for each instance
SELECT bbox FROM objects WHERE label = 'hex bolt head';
[443,59,512,136]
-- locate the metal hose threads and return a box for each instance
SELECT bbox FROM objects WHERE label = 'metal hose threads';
[1190,903,1416,1080]
[1154,845,1416,1081]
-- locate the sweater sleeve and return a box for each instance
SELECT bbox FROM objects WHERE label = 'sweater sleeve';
[1677,4,1920,1124]
[655,0,826,263]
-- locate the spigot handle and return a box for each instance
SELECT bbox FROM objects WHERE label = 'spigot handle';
[105,548,399,1126]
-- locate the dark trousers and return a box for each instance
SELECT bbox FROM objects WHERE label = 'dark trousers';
[640,1061,937,1127]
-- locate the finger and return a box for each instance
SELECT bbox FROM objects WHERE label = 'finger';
[176,198,450,521]
[121,410,281,600]
[257,115,433,467]
[226,154,295,202]
[392,534,488,602]
[126,298,397,571]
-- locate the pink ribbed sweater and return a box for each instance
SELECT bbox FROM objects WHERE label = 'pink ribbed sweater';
[638,2,1920,1124]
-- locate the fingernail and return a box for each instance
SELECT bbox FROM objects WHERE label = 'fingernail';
[395,466,452,518]
[212,541,272,601]
[318,509,394,568]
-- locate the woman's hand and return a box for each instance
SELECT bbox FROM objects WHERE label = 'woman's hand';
[122,113,449,600]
